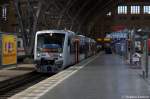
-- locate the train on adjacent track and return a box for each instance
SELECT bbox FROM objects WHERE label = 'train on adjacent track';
[17,37,26,61]
[34,30,96,73]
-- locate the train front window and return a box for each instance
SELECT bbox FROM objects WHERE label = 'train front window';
[37,33,65,53]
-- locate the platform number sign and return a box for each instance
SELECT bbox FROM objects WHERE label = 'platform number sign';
[2,34,17,65]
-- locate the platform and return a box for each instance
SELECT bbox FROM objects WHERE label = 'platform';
[10,53,150,99]
[0,64,35,82]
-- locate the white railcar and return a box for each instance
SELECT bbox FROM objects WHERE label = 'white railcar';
[34,30,77,73]
[34,30,96,73]
[17,38,26,60]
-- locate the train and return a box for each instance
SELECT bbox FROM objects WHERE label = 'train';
[34,30,96,73]
[17,38,26,61]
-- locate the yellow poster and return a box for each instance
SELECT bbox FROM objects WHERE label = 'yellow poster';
[2,34,17,65]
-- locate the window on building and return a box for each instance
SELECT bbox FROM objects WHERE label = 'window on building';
[131,6,140,14]
[144,6,150,14]
[117,6,127,14]
[2,5,7,20]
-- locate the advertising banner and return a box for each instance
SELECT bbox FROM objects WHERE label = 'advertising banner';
[2,34,17,65]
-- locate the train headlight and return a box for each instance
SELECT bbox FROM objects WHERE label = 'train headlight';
[37,53,41,57]
[59,54,63,58]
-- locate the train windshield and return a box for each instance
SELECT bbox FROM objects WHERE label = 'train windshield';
[37,33,65,53]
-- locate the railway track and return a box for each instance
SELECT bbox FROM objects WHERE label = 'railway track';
[0,71,51,99]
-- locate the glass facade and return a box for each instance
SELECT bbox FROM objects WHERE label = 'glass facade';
[144,6,150,14]
[118,6,127,14]
[131,6,140,14]
[2,5,7,20]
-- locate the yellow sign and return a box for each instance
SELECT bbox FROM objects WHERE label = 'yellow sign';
[2,34,17,65]
[97,38,102,42]
[104,38,111,42]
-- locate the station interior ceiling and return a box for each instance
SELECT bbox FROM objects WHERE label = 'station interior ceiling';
[1,0,150,38]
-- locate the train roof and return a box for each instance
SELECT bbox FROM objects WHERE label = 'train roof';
[36,30,75,35]
[76,35,86,38]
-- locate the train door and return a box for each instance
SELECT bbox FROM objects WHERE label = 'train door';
[74,39,80,63]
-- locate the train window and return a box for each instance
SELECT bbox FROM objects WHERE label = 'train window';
[37,33,65,53]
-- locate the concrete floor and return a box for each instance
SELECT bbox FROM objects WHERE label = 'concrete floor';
[39,54,150,99]
[0,64,35,82]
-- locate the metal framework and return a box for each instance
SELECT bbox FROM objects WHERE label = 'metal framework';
[2,0,150,55]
